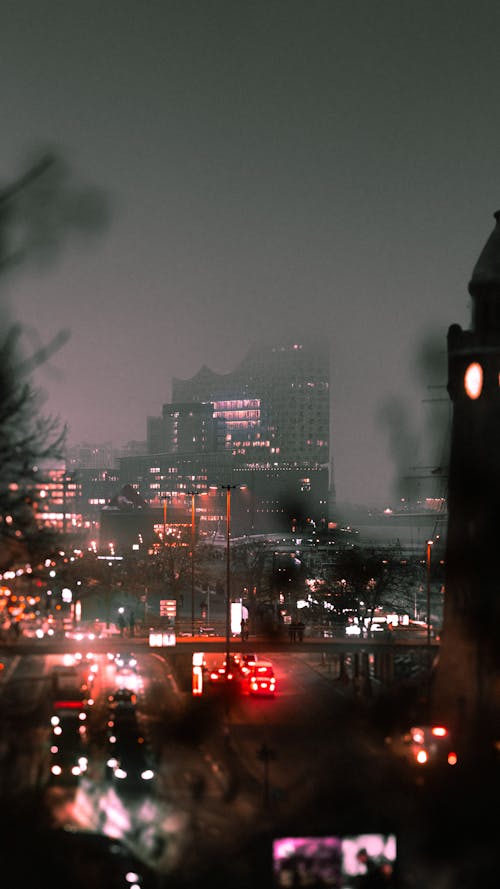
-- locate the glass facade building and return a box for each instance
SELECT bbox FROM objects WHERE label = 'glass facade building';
[118,339,333,538]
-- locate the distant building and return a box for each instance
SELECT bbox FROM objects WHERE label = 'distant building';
[69,339,335,547]
[122,339,333,537]
[170,339,330,465]
[65,441,118,469]
[147,402,223,455]
[99,484,157,551]
[117,450,329,537]
[33,463,81,533]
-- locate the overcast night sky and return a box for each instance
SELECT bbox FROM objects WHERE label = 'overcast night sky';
[1,1,499,509]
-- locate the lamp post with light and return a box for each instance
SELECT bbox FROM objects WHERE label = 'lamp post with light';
[220,484,237,667]
[426,539,433,649]
[161,494,171,542]
[187,491,198,637]
[162,494,172,615]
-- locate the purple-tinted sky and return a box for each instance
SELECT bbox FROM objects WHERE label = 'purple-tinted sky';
[1,1,499,508]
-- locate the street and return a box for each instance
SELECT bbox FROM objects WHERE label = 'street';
[0,644,498,887]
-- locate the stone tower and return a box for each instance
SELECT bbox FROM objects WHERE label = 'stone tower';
[431,211,500,747]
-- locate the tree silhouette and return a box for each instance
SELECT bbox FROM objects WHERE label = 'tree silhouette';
[0,149,110,570]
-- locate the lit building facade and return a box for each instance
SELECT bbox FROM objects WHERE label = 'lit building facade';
[66,340,333,547]
[117,450,330,538]
[118,339,333,538]
[171,339,330,465]
[147,401,224,455]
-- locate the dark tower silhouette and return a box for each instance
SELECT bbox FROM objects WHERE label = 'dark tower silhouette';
[432,211,500,749]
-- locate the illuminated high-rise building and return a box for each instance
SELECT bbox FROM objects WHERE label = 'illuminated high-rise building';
[68,339,334,540]
[123,338,334,535]
[170,339,330,466]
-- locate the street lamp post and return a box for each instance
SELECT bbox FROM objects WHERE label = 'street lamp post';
[161,493,173,541]
[221,484,237,667]
[187,491,197,637]
[160,494,174,632]
[426,539,433,648]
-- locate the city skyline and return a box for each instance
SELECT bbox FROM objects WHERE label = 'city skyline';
[1,2,497,508]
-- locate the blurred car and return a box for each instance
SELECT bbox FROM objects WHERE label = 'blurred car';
[51,664,90,714]
[106,702,141,745]
[114,651,138,671]
[106,711,140,742]
[247,662,277,696]
[105,727,155,790]
[108,687,137,708]
[72,651,99,687]
[115,665,140,692]
[89,620,122,638]
[209,655,244,684]
[23,619,56,639]
[64,619,112,641]
[48,739,89,784]
[64,627,95,642]
[237,652,259,676]
[48,712,89,784]
[386,723,459,768]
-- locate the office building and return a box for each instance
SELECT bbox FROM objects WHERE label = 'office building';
[117,339,333,539]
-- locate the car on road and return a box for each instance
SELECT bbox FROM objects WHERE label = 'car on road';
[236,652,259,676]
[48,711,89,784]
[108,687,137,708]
[48,738,89,784]
[105,726,155,791]
[106,710,141,744]
[115,665,140,692]
[385,723,459,768]
[114,651,138,671]
[247,662,277,696]
[209,655,244,685]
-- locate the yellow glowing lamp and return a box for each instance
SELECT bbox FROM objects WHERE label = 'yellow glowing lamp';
[464,362,483,399]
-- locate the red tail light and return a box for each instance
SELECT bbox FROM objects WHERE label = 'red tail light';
[431,725,448,737]
[54,700,84,710]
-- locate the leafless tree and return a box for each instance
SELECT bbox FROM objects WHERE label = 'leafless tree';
[0,149,110,570]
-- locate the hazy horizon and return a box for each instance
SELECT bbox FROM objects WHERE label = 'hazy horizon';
[2,1,497,508]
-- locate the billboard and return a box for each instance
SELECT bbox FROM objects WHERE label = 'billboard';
[272,833,397,888]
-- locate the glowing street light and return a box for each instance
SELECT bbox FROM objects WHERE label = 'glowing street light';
[426,539,434,648]
[161,494,171,542]
[185,490,212,636]
[187,490,198,637]
[220,484,237,667]
[218,484,248,666]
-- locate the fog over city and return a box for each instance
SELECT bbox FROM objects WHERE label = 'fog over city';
[2,1,499,507]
